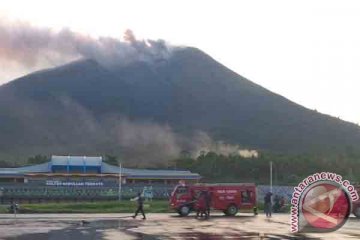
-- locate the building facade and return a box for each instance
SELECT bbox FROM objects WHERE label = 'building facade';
[0,156,201,203]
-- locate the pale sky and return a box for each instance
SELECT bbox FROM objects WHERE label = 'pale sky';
[1,0,360,124]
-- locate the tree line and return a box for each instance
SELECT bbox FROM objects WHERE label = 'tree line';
[173,150,360,185]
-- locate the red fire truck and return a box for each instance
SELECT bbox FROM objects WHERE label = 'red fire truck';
[169,183,257,216]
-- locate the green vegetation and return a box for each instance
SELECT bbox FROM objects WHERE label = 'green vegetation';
[0,160,15,167]
[0,200,170,214]
[27,154,49,165]
[103,155,119,166]
[174,150,360,185]
[0,205,9,213]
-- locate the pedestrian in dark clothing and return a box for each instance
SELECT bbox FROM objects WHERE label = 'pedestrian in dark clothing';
[131,192,146,220]
[9,202,18,214]
[195,191,207,219]
[273,195,280,213]
[264,192,272,218]
[205,191,212,218]
[280,196,286,211]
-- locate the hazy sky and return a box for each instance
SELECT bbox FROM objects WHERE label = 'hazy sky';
[1,0,360,124]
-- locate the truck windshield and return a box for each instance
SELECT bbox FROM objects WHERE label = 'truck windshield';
[175,186,188,199]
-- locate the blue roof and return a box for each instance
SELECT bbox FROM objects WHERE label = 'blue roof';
[101,163,201,179]
[51,155,102,166]
[0,162,50,176]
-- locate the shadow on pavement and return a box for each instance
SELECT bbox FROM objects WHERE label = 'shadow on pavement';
[3,220,159,240]
[2,218,318,240]
[170,214,256,219]
[180,232,316,240]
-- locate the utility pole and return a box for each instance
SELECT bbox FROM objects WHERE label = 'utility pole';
[118,161,122,201]
[270,161,273,194]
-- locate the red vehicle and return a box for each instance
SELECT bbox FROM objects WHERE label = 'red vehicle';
[169,183,257,216]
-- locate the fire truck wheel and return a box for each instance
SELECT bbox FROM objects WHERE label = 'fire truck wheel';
[179,206,190,216]
[225,204,238,216]
[354,206,360,218]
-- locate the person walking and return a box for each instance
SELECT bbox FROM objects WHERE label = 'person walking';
[264,192,273,218]
[205,191,212,218]
[131,192,146,220]
[273,195,280,213]
[195,191,207,219]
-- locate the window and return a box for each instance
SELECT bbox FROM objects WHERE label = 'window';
[241,190,252,203]
[175,186,189,199]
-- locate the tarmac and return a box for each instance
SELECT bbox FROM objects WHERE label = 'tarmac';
[0,213,359,239]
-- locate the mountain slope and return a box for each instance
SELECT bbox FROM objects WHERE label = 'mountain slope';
[0,47,359,163]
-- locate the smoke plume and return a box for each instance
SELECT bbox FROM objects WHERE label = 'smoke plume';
[0,91,258,165]
[189,131,258,158]
[0,18,172,72]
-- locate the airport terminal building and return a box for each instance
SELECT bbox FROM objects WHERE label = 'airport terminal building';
[0,156,201,203]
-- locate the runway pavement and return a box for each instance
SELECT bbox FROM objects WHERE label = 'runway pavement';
[0,213,359,239]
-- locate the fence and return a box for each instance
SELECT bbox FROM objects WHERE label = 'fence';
[257,185,294,204]
[0,183,295,204]
[0,183,175,203]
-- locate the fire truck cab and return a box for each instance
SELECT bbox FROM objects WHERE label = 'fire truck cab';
[169,183,257,216]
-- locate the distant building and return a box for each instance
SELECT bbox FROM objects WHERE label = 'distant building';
[0,155,201,203]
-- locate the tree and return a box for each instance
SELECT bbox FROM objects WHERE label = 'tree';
[180,150,191,159]
[27,155,49,165]
[0,160,13,167]
[104,155,119,166]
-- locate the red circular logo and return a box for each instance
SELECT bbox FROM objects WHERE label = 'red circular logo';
[301,182,350,231]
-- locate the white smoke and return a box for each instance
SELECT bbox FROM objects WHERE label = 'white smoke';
[190,131,259,158]
[111,118,181,166]
[0,18,172,71]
